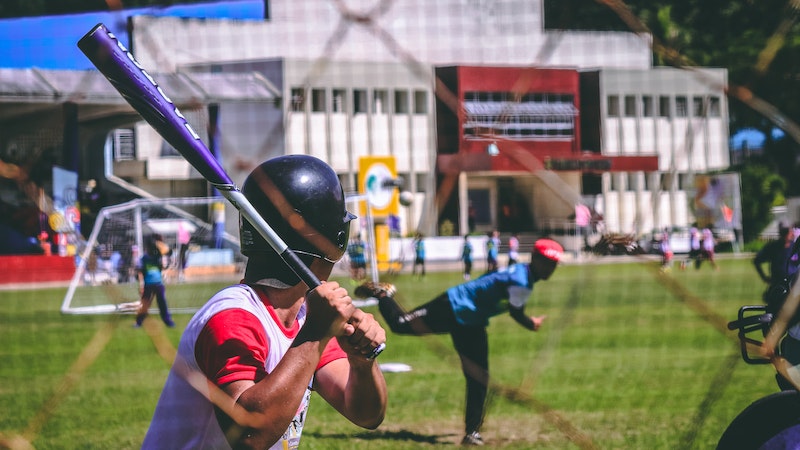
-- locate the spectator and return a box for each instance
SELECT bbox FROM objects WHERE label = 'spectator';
[508,232,520,266]
[659,228,673,271]
[176,222,192,282]
[79,179,105,237]
[486,230,500,273]
[461,235,473,281]
[680,225,702,270]
[697,227,718,270]
[134,235,175,328]
[575,203,591,253]
[754,224,797,304]
[347,232,367,282]
[412,232,426,277]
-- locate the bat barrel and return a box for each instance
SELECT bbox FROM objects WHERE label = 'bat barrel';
[78,23,233,188]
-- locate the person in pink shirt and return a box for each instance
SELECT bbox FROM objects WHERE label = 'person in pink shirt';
[697,227,718,270]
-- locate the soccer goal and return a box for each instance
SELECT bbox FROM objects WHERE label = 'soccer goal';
[60,197,245,315]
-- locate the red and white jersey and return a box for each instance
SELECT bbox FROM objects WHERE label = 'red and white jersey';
[143,284,341,450]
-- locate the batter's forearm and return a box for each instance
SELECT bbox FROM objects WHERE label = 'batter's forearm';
[343,357,387,429]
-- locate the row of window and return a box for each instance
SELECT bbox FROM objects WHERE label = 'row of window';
[464,123,574,139]
[290,87,428,115]
[462,91,577,140]
[608,172,700,192]
[607,95,721,118]
[464,91,575,104]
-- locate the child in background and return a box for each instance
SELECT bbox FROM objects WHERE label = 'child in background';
[135,234,175,328]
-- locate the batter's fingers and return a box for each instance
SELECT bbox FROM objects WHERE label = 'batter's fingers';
[346,309,387,358]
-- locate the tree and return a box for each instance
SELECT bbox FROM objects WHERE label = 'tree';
[546,0,800,239]
[735,161,787,242]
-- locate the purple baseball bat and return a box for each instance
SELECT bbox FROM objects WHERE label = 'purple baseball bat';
[78,24,387,358]
[77,23,320,288]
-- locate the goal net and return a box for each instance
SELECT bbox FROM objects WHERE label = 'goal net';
[60,197,245,315]
[61,194,384,314]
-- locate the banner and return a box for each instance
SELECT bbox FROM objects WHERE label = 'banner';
[358,156,399,217]
[693,173,742,230]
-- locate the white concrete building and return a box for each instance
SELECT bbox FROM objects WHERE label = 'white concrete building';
[119,0,731,240]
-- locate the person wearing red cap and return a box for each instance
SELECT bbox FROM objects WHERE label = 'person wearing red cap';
[355,238,564,446]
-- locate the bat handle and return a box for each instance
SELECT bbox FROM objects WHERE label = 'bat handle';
[279,248,321,289]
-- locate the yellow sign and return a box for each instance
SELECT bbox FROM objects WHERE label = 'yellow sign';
[358,156,399,217]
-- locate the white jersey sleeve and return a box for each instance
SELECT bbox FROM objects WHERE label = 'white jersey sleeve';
[507,285,532,309]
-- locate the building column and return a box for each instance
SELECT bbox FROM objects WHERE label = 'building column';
[458,171,469,236]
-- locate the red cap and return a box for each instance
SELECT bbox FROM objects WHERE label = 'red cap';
[533,239,563,262]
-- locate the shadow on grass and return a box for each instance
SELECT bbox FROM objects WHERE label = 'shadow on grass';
[305,428,453,444]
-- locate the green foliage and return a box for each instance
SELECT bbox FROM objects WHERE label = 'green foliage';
[438,219,455,237]
[735,162,787,241]
[0,258,783,449]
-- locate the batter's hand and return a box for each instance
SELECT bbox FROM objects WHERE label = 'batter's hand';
[338,309,387,360]
[303,281,357,340]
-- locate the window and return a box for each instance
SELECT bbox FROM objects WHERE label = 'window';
[463,90,577,140]
[394,90,409,114]
[692,96,705,117]
[373,89,388,114]
[627,172,637,191]
[413,90,428,114]
[290,87,305,112]
[415,173,426,193]
[642,96,654,117]
[607,95,620,117]
[113,128,135,161]
[708,96,721,117]
[678,173,693,191]
[660,172,674,190]
[675,96,688,117]
[353,89,367,114]
[659,96,670,117]
[332,89,346,113]
[624,95,636,117]
[311,89,326,112]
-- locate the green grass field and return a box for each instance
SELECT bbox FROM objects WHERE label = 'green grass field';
[0,256,783,449]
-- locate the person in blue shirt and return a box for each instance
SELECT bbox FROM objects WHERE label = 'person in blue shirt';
[356,238,564,446]
[347,232,367,282]
[461,235,474,280]
[412,232,426,277]
[135,234,175,328]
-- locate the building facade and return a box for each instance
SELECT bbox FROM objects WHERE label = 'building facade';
[110,0,732,240]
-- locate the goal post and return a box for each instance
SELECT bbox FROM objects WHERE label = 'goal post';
[60,197,244,315]
[332,193,380,285]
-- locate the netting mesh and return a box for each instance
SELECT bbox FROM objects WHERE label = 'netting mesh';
[2,1,799,449]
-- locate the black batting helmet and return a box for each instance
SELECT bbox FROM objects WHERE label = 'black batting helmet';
[240,155,355,285]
